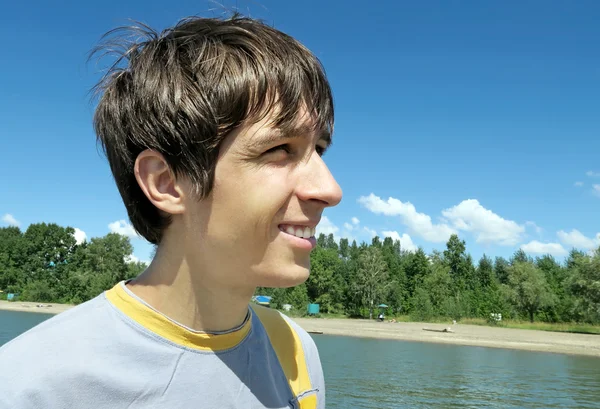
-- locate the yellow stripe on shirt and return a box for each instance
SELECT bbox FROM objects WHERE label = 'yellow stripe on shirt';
[105,282,252,352]
[250,304,316,409]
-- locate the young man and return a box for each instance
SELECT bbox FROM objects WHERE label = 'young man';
[0,14,342,409]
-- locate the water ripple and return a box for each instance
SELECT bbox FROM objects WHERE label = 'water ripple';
[315,335,600,409]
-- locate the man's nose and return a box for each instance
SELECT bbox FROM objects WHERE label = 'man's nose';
[296,152,343,208]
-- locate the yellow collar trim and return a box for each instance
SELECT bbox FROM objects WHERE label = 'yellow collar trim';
[105,282,252,351]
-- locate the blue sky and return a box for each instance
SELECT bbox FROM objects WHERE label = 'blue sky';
[1,0,599,264]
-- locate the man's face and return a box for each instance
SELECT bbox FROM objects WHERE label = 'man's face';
[182,111,342,289]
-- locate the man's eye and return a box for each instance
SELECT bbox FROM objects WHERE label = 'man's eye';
[264,144,290,155]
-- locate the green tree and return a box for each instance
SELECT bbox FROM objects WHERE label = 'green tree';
[21,280,56,303]
[127,261,148,280]
[316,233,327,248]
[64,233,135,302]
[349,240,360,260]
[338,238,349,259]
[566,249,587,270]
[443,235,467,277]
[404,248,429,302]
[510,249,531,265]
[421,260,452,316]
[494,257,510,285]
[506,261,555,322]
[0,227,26,292]
[21,223,77,291]
[371,236,382,248]
[536,255,569,322]
[381,237,406,314]
[351,246,389,319]
[443,234,473,292]
[268,284,310,312]
[477,255,495,289]
[567,249,600,324]
[429,249,444,265]
[78,233,133,281]
[325,234,338,250]
[410,287,434,321]
[307,246,344,313]
[342,241,362,316]
[467,254,498,317]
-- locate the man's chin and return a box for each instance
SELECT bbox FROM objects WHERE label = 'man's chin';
[255,265,310,288]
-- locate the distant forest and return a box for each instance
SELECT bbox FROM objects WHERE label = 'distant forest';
[259,234,600,325]
[1,223,599,325]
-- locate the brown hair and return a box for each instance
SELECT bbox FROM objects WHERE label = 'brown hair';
[90,13,334,244]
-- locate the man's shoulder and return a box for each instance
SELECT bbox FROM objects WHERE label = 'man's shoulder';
[0,294,125,379]
[251,304,318,349]
[250,304,325,407]
[0,294,110,355]
[251,304,309,338]
[0,294,117,406]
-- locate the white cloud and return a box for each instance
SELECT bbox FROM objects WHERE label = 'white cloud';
[586,171,600,177]
[557,229,600,250]
[317,216,339,236]
[358,193,456,243]
[125,254,139,263]
[521,240,567,257]
[109,220,140,238]
[593,185,600,197]
[125,254,149,265]
[441,199,525,246]
[574,181,584,187]
[341,217,362,234]
[1,214,20,227]
[73,228,87,245]
[381,230,417,252]
[363,226,378,238]
[525,221,543,235]
[359,193,526,246]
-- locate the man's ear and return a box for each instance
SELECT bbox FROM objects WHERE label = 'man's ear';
[134,150,186,215]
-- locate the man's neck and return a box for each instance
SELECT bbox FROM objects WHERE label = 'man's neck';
[125,246,254,333]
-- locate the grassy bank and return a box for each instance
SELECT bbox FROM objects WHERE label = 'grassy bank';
[278,309,600,335]
[457,318,600,335]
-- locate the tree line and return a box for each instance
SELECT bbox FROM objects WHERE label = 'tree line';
[258,233,600,325]
[0,224,146,304]
[1,223,599,325]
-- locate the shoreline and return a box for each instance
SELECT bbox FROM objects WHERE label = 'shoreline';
[2,301,599,357]
[0,300,74,314]
[293,317,600,358]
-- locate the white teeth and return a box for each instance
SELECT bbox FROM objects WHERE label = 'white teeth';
[281,224,316,239]
[303,227,311,238]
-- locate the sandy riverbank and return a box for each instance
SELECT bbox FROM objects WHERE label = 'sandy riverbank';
[0,300,74,314]
[2,301,598,357]
[293,317,600,358]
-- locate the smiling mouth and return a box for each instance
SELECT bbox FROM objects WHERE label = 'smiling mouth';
[279,224,316,239]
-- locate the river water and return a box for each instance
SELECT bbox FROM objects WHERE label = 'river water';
[2,310,599,408]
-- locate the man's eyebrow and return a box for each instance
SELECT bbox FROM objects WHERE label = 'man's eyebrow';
[250,125,332,149]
